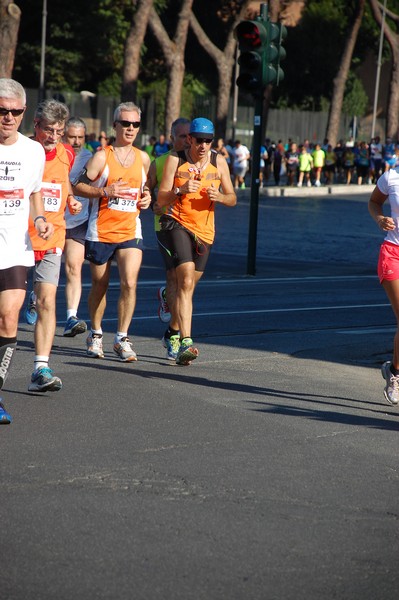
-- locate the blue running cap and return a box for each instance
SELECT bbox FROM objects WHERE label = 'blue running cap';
[190,117,215,135]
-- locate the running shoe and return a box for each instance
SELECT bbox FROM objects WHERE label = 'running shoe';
[25,291,37,325]
[113,337,137,362]
[28,367,62,392]
[86,333,104,359]
[381,361,399,405]
[0,401,12,424]
[175,338,199,366]
[63,316,87,337]
[157,286,171,323]
[162,334,181,361]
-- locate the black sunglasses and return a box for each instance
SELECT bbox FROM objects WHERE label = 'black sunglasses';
[0,107,25,117]
[193,137,213,144]
[116,120,141,128]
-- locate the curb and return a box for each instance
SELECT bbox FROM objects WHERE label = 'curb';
[236,184,375,198]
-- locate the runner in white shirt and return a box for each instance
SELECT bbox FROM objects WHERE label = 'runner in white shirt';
[62,117,93,337]
[369,136,383,183]
[0,78,53,424]
[232,140,250,189]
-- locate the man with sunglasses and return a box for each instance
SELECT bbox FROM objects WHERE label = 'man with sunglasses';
[26,99,82,393]
[156,117,236,365]
[72,101,151,362]
[0,79,53,423]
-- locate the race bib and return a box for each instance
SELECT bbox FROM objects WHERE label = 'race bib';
[108,188,139,212]
[42,182,62,212]
[0,188,24,215]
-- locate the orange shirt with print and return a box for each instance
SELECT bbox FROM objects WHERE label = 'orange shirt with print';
[171,151,220,244]
[86,146,145,243]
[28,143,71,252]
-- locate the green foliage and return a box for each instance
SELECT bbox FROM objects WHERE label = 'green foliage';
[138,73,209,130]
[342,73,368,117]
[10,0,398,120]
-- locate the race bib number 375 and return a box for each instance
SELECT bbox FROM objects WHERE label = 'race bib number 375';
[108,188,139,212]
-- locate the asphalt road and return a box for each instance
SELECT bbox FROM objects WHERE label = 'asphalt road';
[1,187,398,600]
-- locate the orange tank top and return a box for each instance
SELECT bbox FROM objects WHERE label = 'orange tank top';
[28,143,70,251]
[86,146,145,243]
[171,150,220,244]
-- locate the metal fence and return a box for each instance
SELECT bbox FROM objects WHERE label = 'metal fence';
[21,87,385,149]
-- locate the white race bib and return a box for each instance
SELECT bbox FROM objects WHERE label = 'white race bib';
[42,182,62,212]
[108,187,139,212]
[0,188,24,215]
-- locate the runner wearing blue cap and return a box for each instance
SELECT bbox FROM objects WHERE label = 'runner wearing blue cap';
[155,117,236,365]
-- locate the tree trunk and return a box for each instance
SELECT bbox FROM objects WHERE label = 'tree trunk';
[326,0,365,147]
[121,0,154,101]
[189,0,252,139]
[148,0,193,135]
[0,1,21,78]
[369,0,399,139]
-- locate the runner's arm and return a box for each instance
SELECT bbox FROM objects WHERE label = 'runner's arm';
[207,155,237,206]
[29,190,54,240]
[368,186,394,230]
[156,154,180,209]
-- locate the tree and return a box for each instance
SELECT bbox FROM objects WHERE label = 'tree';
[325,0,366,147]
[0,1,21,78]
[147,0,194,134]
[189,0,252,138]
[121,0,154,101]
[369,0,399,138]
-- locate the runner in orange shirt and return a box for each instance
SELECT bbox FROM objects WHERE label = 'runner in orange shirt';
[73,101,151,362]
[156,118,236,365]
[27,99,82,392]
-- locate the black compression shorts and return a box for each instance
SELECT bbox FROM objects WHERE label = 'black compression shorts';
[159,216,211,272]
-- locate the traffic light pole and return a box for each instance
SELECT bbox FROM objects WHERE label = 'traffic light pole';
[246,93,263,276]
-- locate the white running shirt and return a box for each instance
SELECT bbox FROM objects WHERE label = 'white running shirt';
[0,133,45,269]
[377,167,399,245]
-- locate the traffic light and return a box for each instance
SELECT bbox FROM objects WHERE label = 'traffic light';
[234,18,287,93]
[264,21,287,86]
[235,19,268,93]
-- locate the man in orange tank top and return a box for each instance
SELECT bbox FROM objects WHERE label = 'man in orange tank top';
[73,101,151,362]
[156,117,236,365]
[27,99,82,393]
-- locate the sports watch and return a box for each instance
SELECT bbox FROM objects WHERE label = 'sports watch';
[173,187,182,196]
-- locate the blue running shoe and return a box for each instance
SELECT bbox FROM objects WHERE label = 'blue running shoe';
[162,335,180,360]
[175,338,199,366]
[25,291,37,325]
[63,315,87,337]
[0,401,12,424]
[28,367,62,392]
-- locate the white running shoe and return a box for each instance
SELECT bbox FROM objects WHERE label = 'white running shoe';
[113,337,137,362]
[86,333,104,358]
[381,361,399,405]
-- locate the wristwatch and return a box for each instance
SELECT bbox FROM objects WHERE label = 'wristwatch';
[174,187,182,196]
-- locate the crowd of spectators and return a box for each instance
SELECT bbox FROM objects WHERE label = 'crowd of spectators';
[140,131,399,189]
[252,135,399,188]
